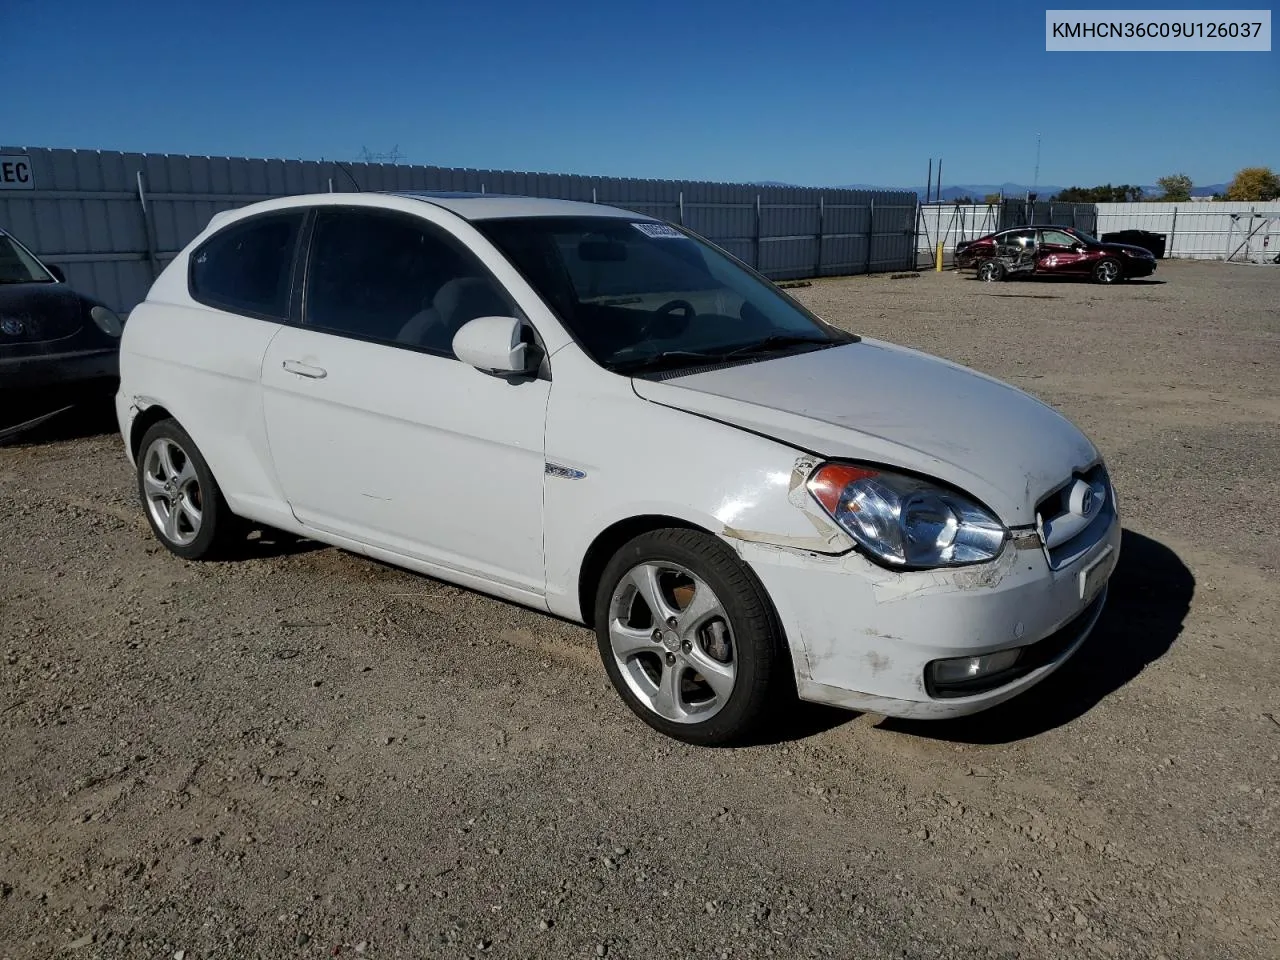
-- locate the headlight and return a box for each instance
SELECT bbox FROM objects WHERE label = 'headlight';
[1121,248,1152,259]
[90,305,123,337]
[807,464,1007,568]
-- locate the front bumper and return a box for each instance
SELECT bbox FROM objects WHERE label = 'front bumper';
[1124,258,1157,277]
[0,347,119,392]
[736,508,1122,719]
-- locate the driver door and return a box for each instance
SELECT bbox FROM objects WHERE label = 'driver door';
[1036,229,1089,274]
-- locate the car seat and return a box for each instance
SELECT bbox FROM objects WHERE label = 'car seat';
[397,276,512,354]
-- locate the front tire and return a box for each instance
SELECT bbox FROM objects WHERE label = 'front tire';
[1092,258,1122,284]
[137,419,242,560]
[593,528,785,746]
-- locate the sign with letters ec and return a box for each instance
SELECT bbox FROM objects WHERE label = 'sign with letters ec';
[0,155,34,190]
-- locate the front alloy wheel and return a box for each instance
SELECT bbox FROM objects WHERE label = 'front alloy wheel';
[607,560,737,723]
[1093,258,1122,283]
[594,528,786,745]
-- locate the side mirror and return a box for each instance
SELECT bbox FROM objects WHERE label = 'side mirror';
[47,264,66,283]
[452,316,538,376]
[1072,244,1085,253]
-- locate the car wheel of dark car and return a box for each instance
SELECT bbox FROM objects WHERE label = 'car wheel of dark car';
[137,419,244,560]
[977,259,1005,283]
[1092,259,1122,284]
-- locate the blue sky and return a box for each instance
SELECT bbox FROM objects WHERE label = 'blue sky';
[3,0,1275,188]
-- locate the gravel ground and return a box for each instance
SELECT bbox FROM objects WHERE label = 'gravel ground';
[2,260,1278,959]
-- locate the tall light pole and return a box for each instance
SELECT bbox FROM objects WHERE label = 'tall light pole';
[1032,133,1042,196]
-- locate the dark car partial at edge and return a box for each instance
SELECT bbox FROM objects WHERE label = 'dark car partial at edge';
[1,228,126,439]
[955,225,1158,284]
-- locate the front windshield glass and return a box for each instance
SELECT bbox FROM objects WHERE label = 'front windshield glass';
[476,217,852,373]
[1069,229,1101,244]
[0,234,53,284]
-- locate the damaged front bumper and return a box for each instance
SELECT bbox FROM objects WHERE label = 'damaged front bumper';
[733,509,1121,719]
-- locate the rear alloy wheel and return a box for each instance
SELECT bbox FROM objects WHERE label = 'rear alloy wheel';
[1092,258,1122,284]
[977,259,1005,282]
[137,419,241,560]
[594,528,785,746]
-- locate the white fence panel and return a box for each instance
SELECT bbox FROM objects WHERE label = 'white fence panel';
[1093,201,1280,259]
[0,146,918,311]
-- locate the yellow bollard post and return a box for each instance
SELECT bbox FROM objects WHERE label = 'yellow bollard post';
[935,242,943,272]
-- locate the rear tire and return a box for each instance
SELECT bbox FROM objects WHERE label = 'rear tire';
[136,419,243,560]
[1092,258,1122,284]
[977,259,1006,282]
[593,528,785,746]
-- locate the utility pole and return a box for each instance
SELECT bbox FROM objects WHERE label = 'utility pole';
[1032,133,1041,196]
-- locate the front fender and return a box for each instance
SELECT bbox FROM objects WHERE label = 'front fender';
[541,366,852,623]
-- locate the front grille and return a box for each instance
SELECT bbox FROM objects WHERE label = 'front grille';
[1035,464,1113,570]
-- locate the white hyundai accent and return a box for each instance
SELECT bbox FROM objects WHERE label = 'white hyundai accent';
[115,192,1120,745]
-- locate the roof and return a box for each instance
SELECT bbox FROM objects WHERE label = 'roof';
[390,191,645,222]
[996,224,1080,233]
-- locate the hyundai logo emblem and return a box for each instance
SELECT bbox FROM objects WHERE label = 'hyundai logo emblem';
[1067,478,1103,520]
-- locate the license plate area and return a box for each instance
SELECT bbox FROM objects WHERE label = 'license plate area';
[1078,545,1116,603]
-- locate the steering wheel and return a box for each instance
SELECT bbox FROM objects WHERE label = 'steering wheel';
[656,299,696,318]
[641,298,697,340]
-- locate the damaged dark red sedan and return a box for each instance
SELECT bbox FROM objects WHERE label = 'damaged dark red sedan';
[955,225,1157,284]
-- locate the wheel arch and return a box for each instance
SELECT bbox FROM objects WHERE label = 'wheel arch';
[129,402,176,460]
[577,514,708,628]
[575,514,797,685]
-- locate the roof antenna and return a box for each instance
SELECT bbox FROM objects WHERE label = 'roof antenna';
[333,160,362,192]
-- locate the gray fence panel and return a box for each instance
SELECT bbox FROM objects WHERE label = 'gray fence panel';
[2,146,917,310]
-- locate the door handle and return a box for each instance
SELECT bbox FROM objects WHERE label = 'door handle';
[282,359,327,379]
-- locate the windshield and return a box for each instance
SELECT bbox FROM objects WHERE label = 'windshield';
[1069,229,1101,245]
[475,217,852,373]
[0,234,54,284]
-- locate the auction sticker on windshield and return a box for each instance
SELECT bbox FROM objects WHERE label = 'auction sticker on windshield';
[632,222,685,239]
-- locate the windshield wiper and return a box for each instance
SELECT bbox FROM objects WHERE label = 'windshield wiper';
[612,334,843,375]
[611,349,728,374]
[719,333,838,358]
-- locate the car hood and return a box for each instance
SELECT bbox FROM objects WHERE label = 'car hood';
[1099,242,1153,257]
[0,283,88,345]
[631,340,1099,526]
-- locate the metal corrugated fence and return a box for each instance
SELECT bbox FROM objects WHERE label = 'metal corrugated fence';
[0,147,917,312]
[1093,201,1280,259]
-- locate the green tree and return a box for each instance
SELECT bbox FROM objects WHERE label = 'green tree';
[1225,166,1280,201]
[1156,174,1193,202]
[1053,184,1143,202]
[982,192,1002,204]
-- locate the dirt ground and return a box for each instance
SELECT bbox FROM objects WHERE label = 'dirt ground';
[2,260,1278,960]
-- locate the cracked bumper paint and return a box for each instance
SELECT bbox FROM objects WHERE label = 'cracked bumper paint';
[734,509,1121,719]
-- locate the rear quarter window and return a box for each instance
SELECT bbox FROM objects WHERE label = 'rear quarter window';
[188,212,304,319]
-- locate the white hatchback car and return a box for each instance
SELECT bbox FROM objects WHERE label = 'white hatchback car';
[116,192,1120,745]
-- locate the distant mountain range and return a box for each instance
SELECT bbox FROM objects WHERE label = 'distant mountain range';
[895,182,1230,201]
[755,180,1230,200]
